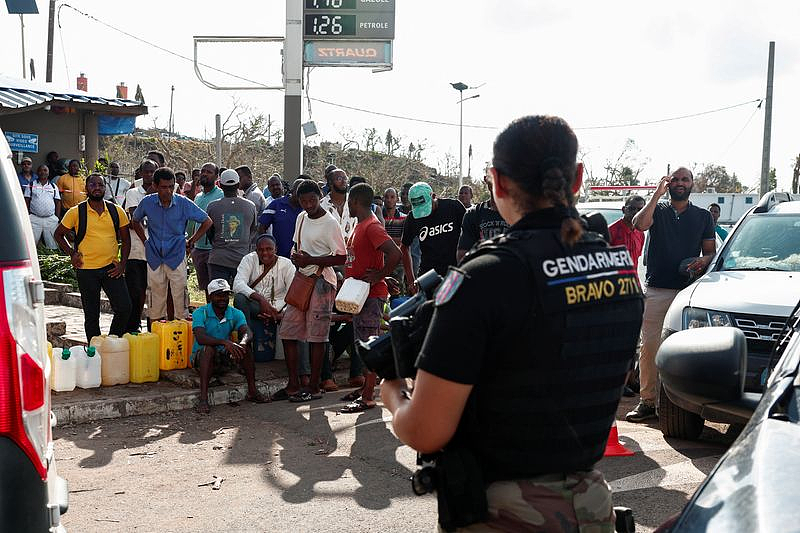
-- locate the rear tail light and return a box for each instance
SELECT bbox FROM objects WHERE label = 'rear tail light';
[21,353,45,411]
[0,261,48,479]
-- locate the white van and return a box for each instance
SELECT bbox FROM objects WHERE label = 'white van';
[0,129,68,531]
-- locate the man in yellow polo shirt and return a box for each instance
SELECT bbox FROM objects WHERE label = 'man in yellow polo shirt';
[57,159,87,211]
[55,174,132,342]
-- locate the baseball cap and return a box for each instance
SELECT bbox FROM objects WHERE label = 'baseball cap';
[219,169,240,186]
[408,182,433,218]
[207,278,231,295]
[21,156,32,163]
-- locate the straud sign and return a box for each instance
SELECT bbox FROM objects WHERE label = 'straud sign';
[304,41,392,67]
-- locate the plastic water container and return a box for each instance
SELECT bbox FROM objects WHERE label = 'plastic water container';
[125,332,160,383]
[335,278,370,314]
[51,347,77,392]
[75,346,102,389]
[89,335,107,353]
[153,320,190,370]
[100,335,130,386]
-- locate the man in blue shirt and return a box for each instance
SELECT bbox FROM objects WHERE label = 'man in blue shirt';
[192,278,267,414]
[258,177,303,258]
[132,167,212,322]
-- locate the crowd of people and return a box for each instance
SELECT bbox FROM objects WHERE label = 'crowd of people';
[17,116,733,529]
[18,149,490,413]
[18,145,722,422]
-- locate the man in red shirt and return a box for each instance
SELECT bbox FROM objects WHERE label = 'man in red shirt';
[341,183,401,412]
[608,195,646,269]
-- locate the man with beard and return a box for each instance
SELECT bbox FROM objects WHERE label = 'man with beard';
[626,167,716,422]
[320,168,356,239]
[189,162,224,296]
[54,174,132,341]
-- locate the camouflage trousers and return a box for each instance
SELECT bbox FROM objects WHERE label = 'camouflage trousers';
[436,469,615,533]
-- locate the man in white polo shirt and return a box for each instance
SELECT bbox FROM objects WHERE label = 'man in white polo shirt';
[25,164,61,249]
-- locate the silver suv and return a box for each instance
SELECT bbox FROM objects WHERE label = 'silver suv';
[660,191,800,439]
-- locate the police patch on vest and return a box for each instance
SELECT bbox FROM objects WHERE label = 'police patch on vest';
[536,246,642,310]
[434,268,465,306]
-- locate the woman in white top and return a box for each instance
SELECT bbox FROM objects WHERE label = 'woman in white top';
[233,234,295,325]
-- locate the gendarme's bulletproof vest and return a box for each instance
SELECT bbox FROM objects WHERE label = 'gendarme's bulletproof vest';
[458,226,644,483]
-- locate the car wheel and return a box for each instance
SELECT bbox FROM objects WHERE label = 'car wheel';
[659,385,704,440]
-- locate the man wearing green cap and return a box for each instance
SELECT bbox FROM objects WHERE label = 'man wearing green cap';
[400,182,466,293]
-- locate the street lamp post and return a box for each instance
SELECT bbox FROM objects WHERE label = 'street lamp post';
[450,82,479,188]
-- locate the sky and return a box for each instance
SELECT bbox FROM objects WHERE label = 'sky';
[2,0,799,191]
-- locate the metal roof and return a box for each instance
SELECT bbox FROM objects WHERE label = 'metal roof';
[0,76,147,116]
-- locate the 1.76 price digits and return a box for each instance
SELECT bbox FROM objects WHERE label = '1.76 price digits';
[305,0,356,9]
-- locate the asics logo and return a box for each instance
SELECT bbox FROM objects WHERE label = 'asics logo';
[419,222,454,242]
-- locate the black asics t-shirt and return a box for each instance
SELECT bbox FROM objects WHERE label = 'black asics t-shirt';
[402,198,466,276]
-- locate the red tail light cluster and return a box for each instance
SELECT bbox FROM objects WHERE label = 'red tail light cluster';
[0,264,46,479]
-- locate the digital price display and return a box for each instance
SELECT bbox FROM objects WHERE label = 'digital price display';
[303,0,395,40]
[304,14,357,37]
[305,0,357,9]
[303,12,394,39]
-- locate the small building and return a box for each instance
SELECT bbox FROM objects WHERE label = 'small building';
[0,74,147,173]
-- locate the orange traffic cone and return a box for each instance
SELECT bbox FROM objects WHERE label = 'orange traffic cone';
[604,420,634,457]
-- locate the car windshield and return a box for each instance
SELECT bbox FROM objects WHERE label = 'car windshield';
[719,215,800,272]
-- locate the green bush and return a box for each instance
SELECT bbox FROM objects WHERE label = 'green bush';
[38,249,78,290]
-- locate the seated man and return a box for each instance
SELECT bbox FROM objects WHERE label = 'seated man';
[232,234,295,328]
[191,278,268,414]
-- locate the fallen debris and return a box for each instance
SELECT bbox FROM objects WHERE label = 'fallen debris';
[198,475,225,490]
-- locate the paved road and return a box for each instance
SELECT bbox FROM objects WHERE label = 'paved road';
[54,393,737,532]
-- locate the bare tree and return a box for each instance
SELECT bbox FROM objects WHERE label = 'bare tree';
[598,139,648,188]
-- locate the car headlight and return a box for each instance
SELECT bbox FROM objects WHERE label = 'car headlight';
[682,307,734,329]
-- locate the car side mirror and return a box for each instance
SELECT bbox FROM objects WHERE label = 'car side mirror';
[656,327,747,406]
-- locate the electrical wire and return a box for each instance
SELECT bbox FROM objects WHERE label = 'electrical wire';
[59,3,273,89]
[305,66,314,120]
[56,4,71,82]
[305,96,498,129]
[58,4,764,135]
[573,99,763,130]
[715,104,762,160]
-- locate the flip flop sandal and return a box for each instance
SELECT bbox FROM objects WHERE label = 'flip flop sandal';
[246,392,270,404]
[288,391,322,403]
[270,388,291,401]
[340,389,363,402]
[340,400,375,413]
